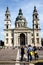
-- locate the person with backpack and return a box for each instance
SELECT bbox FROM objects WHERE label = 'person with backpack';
[33,46,39,60]
[27,45,33,61]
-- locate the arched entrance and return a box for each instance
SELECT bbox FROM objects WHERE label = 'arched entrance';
[20,33,25,45]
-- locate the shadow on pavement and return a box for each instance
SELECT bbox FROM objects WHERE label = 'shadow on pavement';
[35,62,43,65]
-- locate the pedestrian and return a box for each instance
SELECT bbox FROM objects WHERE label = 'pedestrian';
[20,46,25,61]
[27,45,33,61]
[33,46,39,60]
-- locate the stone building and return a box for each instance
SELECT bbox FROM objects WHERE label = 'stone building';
[4,6,41,47]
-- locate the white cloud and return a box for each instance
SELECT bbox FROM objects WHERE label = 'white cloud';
[0,31,4,35]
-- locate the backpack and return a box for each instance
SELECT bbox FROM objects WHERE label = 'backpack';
[30,51,33,56]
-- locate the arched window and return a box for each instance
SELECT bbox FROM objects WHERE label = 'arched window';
[7,16,8,19]
[36,25,38,28]
[6,25,8,29]
[6,38,8,44]
[6,33,8,36]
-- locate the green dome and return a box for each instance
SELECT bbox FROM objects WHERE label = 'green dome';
[15,9,26,22]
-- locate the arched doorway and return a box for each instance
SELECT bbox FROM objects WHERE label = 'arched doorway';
[20,33,25,45]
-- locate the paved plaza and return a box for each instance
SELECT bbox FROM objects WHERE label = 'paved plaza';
[0,48,17,61]
[0,47,43,65]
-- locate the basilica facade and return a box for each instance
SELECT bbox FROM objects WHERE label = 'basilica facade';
[4,6,41,47]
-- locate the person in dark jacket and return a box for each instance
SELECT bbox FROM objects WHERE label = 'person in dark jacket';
[20,46,25,61]
[33,46,39,60]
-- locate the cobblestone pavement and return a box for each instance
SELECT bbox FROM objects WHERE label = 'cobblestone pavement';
[0,48,18,61]
[0,48,43,65]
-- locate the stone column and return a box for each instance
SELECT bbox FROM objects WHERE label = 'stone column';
[25,36,26,45]
[17,34,18,47]
[18,36,20,46]
[14,33,17,47]
[27,33,30,45]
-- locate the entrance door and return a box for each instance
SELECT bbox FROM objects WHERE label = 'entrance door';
[20,33,25,45]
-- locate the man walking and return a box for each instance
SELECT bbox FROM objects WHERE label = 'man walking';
[27,45,33,61]
[20,46,25,61]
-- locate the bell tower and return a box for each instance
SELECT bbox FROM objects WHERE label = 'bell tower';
[32,6,41,47]
[4,7,12,47]
[4,7,11,29]
[33,6,40,29]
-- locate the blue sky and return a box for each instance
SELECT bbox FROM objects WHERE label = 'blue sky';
[0,0,43,41]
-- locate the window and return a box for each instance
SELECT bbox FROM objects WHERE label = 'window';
[36,25,38,28]
[32,33,33,36]
[36,38,39,43]
[6,33,8,36]
[6,25,8,29]
[7,16,8,19]
[36,33,39,36]
[20,16,22,20]
[18,23,20,27]
[11,39,13,43]
[7,22,8,23]
[32,38,34,43]
[35,15,37,19]
[11,33,13,37]
[6,38,8,44]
